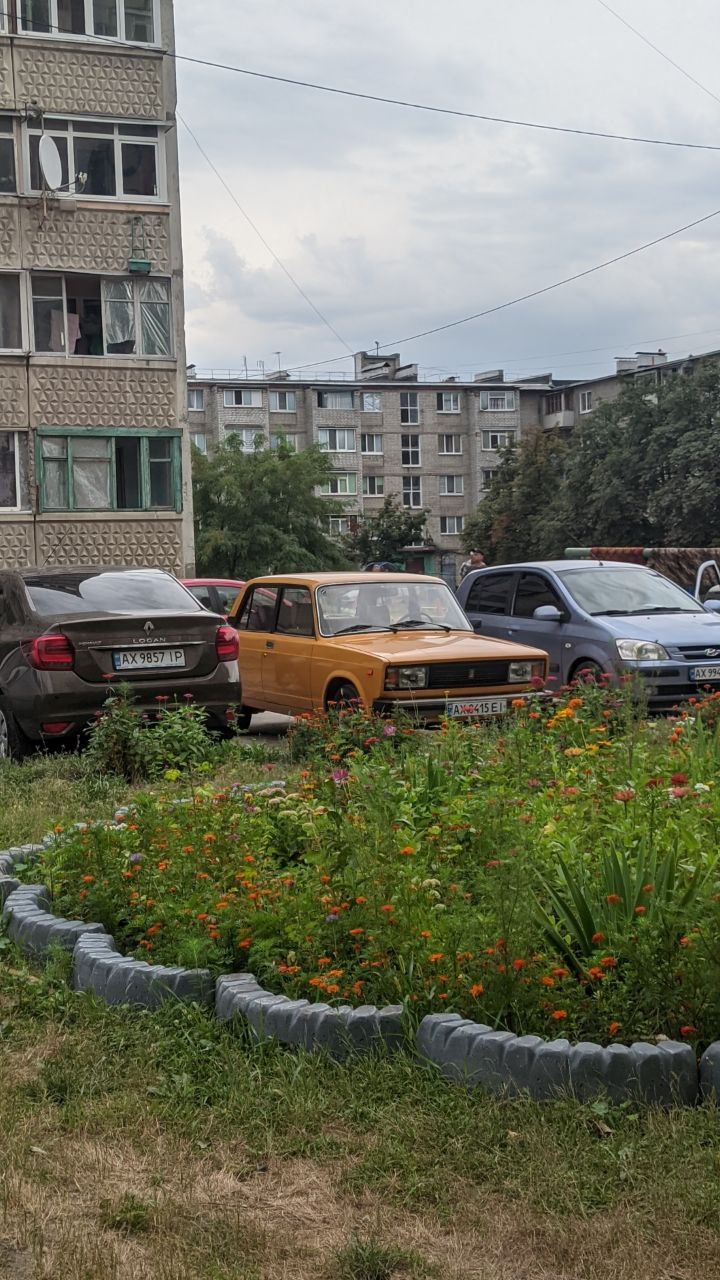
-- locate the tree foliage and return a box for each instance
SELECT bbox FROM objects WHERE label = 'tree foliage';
[341,494,428,564]
[465,361,720,562]
[192,436,350,578]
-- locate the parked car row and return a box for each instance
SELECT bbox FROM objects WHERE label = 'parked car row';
[0,556,718,759]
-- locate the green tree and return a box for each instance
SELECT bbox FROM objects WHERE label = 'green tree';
[192,436,351,577]
[341,494,428,565]
[464,428,570,563]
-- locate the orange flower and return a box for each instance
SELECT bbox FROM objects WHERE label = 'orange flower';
[320,875,331,884]
[317,957,332,966]
[587,966,605,980]
[379,904,394,913]
[606,893,621,904]
[550,1009,567,1020]
[469,983,484,997]
[82,875,94,884]
[634,905,646,916]
[511,958,526,971]
[327,968,344,978]
[348,927,364,936]
[551,967,568,978]
[600,956,617,969]
[237,937,252,949]
[608,1021,621,1036]
[591,932,605,944]
[428,953,444,963]
[643,884,654,893]
[511,698,525,709]
[541,975,555,987]
[680,1025,696,1037]
[324,983,340,995]
[355,896,367,904]
[679,935,691,947]
[399,846,415,856]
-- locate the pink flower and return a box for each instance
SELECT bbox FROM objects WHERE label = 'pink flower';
[332,768,350,784]
[383,724,397,737]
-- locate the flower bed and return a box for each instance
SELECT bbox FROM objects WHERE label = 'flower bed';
[32,688,720,1050]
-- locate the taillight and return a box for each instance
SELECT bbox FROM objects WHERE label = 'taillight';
[215,625,238,662]
[29,634,75,670]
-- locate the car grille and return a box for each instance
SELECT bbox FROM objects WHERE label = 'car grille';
[427,661,510,689]
[675,645,720,660]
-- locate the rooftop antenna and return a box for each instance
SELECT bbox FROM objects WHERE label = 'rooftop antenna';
[274,350,282,371]
[375,341,380,356]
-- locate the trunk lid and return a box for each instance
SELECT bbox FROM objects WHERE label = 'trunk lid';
[47,611,223,683]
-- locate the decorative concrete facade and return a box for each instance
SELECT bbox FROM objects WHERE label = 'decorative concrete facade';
[0,0,193,573]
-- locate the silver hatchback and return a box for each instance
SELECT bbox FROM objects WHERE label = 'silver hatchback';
[457,560,720,708]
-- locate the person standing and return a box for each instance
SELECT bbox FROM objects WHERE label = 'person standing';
[459,549,487,581]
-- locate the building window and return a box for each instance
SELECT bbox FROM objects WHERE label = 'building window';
[187,387,204,411]
[482,431,516,451]
[0,118,16,194]
[269,389,296,411]
[329,517,350,535]
[440,516,464,535]
[320,472,357,496]
[400,392,419,424]
[317,428,355,452]
[317,390,354,410]
[436,392,460,413]
[270,432,298,450]
[26,118,162,200]
[30,274,172,357]
[363,475,384,496]
[0,433,22,511]
[227,428,263,452]
[360,433,383,455]
[579,390,593,414]
[189,432,207,454]
[401,434,421,467]
[481,468,497,489]
[223,388,262,408]
[438,433,462,455]
[17,0,158,42]
[478,390,516,411]
[403,476,422,508]
[38,431,180,512]
[545,392,562,415]
[0,275,22,351]
[439,475,464,495]
[362,392,381,412]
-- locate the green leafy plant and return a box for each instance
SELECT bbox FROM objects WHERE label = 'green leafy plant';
[85,685,219,782]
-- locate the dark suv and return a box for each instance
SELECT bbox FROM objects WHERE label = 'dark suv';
[0,567,241,758]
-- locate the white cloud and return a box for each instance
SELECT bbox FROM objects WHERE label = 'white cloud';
[175,0,720,378]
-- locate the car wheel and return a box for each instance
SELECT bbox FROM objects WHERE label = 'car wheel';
[571,661,604,685]
[0,701,29,762]
[327,681,362,710]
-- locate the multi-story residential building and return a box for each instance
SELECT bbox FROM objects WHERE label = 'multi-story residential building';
[0,0,193,572]
[187,352,552,581]
[540,347,720,430]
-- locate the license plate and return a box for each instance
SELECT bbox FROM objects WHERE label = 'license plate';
[446,696,508,718]
[112,648,186,671]
[690,664,720,682]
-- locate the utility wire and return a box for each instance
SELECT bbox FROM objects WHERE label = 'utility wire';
[594,0,720,109]
[280,204,720,373]
[177,111,354,356]
[2,10,720,151]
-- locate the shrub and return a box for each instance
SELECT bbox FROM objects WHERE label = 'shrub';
[85,685,219,782]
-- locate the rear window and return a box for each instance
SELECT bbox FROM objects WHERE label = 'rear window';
[25,571,202,616]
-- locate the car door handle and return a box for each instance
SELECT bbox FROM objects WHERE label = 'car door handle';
[265,640,274,649]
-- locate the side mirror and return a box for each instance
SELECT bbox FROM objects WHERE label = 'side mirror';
[704,600,720,614]
[534,604,564,622]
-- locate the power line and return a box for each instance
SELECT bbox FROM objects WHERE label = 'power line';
[421,325,720,371]
[280,204,720,373]
[2,10,720,152]
[177,111,354,356]
[594,0,720,109]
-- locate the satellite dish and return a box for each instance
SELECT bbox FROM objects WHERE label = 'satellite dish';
[38,134,63,191]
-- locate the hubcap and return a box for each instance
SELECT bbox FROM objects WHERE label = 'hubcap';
[0,710,9,759]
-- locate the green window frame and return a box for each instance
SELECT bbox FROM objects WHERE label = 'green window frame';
[36,428,182,513]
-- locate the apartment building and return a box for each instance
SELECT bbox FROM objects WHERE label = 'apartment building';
[540,347,720,430]
[187,352,551,580]
[0,0,193,572]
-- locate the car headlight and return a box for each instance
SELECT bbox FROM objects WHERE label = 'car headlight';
[508,660,546,683]
[385,666,429,690]
[615,639,670,662]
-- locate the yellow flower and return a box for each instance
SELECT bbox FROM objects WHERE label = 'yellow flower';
[564,747,584,757]
[542,821,556,836]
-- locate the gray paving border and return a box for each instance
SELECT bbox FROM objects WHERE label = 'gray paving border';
[1,838,716,1104]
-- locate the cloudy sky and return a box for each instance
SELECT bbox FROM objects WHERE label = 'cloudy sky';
[174,0,720,382]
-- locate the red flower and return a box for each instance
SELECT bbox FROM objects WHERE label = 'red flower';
[614,788,635,804]
[600,956,617,969]
[608,1021,621,1036]
[680,1025,696,1037]
[469,983,484,998]
[670,772,689,785]
[550,1009,567,1020]
[634,905,646,916]
[591,931,605,944]
[606,894,621,905]
[511,958,527,971]
[587,966,605,981]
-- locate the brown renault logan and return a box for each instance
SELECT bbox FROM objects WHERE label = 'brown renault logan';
[0,567,241,758]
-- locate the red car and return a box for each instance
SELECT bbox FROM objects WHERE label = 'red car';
[181,579,246,620]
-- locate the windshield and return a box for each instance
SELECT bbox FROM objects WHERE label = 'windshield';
[25,571,202,616]
[316,580,472,636]
[557,567,703,616]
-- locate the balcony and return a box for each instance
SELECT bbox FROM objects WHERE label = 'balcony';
[543,409,576,430]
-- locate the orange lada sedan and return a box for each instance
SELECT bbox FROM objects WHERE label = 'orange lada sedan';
[229,573,548,726]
